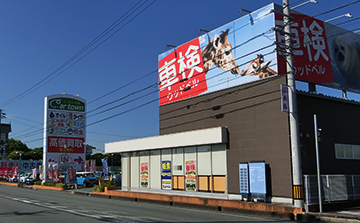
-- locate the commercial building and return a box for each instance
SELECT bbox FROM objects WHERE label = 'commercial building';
[105,3,360,208]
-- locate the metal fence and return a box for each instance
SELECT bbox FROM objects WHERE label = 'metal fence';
[304,175,360,204]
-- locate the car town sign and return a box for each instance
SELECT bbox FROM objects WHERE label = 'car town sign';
[49,98,85,112]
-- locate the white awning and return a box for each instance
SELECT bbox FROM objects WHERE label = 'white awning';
[105,127,227,153]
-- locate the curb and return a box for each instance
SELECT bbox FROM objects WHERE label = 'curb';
[72,190,301,220]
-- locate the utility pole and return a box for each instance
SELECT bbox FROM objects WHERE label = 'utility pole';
[283,0,304,208]
[0,109,6,160]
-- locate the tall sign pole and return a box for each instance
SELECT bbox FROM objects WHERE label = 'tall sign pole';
[283,0,304,208]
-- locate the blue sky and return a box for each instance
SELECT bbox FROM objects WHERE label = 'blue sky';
[1,0,360,152]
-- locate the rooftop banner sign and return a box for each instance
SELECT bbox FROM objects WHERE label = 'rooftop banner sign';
[275,8,360,93]
[158,4,277,106]
[275,13,334,84]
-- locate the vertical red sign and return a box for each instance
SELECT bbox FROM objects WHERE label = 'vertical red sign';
[158,38,207,105]
[275,13,334,83]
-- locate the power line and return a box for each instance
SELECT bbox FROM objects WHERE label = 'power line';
[0,0,157,108]
[19,21,360,143]
[19,1,360,144]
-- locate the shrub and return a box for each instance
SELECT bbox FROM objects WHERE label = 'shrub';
[34,181,42,185]
[101,180,113,187]
[55,183,66,188]
[42,182,55,187]
[93,185,105,192]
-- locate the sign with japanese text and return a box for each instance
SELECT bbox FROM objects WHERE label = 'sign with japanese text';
[47,136,85,153]
[185,160,196,191]
[158,4,277,105]
[158,3,360,104]
[275,10,360,93]
[159,38,207,105]
[140,162,149,188]
[0,160,42,178]
[44,94,86,182]
[275,13,334,84]
[281,84,290,113]
[161,161,172,190]
[249,161,266,194]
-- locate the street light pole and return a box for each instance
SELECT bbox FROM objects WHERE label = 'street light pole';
[314,114,323,213]
[111,154,114,177]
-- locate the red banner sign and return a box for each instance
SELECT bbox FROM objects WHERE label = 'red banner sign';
[276,13,334,83]
[158,38,207,105]
[47,136,85,153]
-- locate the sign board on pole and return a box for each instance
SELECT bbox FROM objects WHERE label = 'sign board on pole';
[43,94,86,182]
[281,84,290,113]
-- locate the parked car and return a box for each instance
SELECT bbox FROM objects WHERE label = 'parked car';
[19,173,32,183]
[76,172,98,188]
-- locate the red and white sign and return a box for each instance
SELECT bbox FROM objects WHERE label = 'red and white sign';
[275,13,334,84]
[158,38,207,105]
[47,136,85,153]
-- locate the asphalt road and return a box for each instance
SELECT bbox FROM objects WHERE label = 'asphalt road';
[0,184,303,222]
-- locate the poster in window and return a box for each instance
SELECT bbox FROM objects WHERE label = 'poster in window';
[140,162,149,188]
[185,160,196,191]
[161,161,172,190]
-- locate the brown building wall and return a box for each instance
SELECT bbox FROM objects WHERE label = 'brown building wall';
[298,93,360,175]
[159,75,293,198]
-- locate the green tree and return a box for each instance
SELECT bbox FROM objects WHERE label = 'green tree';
[22,147,43,160]
[6,139,43,160]
[7,138,29,157]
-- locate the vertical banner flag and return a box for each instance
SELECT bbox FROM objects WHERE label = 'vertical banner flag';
[48,163,53,180]
[84,160,89,172]
[91,160,96,174]
[32,168,37,179]
[102,158,109,174]
[39,165,44,181]
[13,167,18,179]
